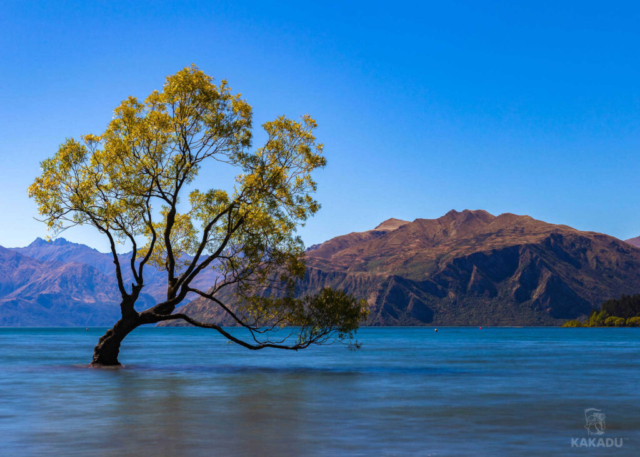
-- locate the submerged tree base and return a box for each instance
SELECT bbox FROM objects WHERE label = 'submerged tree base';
[90,317,141,366]
[89,362,124,369]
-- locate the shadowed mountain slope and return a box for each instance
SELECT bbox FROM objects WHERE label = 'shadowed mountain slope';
[0,246,154,326]
[1,238,220,326]
[168,210,640,326]
[11,238,219,304]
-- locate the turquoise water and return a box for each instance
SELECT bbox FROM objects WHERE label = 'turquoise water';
[0,327,638,456]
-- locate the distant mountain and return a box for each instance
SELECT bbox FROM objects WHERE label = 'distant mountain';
[167,210,640,327]
[0,246,152,326]
[625,236,640,249]
[5,213,640,327]
[0,238,220,326]
[12,238,118,276]
[10,237,219,303]
[13,237,168,301]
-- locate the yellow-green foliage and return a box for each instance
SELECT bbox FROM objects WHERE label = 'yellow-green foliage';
[28,65,367,348]
[563,309,640,328]
[562,319,584,327]
[604,316,619,327]
[626,316,640,327]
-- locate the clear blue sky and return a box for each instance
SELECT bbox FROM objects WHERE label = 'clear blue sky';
[1,1,639,251]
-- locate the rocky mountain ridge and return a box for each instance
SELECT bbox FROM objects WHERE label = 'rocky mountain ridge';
[168,210,640,326]
[0,238,217,326]
[2,211,640,326]
[0,245,146,326]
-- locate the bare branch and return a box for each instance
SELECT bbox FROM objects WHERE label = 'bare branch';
[149,313,323,351]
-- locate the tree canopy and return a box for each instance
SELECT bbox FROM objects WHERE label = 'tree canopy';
[29,65,368,365]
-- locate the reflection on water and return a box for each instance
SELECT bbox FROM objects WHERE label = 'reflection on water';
[0,327,639,456]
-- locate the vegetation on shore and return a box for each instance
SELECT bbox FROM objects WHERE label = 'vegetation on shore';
[563,294,640,327]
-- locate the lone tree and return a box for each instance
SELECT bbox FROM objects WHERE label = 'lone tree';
[29,65,367,367]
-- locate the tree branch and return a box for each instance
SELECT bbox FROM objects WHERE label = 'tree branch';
[148,313,320,351]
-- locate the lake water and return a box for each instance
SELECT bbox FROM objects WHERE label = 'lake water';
[0,327,638,456]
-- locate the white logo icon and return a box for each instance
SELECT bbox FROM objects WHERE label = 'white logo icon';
[584,408,606,435]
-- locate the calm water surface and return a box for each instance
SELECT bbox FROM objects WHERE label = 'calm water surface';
[0,327,638,456]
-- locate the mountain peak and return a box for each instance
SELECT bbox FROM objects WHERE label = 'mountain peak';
[374,218,410,232]
[442,209,494,219]
[29,237,74,248]
[179,209,640,327]
[626,236,640,249]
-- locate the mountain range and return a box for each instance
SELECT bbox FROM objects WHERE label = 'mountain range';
[0,238,217,326]
[166,210,640,327]
[2,210,640,326]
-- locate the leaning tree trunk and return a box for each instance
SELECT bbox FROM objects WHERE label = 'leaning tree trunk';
[91,317,140,367]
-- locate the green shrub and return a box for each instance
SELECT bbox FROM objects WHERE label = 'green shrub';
[588,310,609,327]
[626,317,640,327]
[562,320,584,327]
[614,317,626,327]
[604,316,619,327]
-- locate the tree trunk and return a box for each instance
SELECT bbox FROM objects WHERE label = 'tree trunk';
[91,317,140,367]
